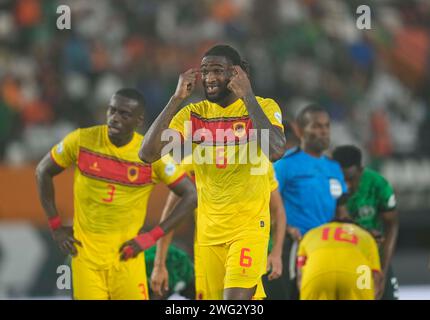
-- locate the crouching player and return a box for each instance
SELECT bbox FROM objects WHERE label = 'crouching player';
[297,219,382,300]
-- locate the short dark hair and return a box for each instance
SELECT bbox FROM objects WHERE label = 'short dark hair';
[203,44,250,76]
[296,104,328,128]
[204,45,241,65]
[115,88,145,111]
[332,145,362,168]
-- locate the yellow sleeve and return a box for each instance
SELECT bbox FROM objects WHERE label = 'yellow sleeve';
[152,154,188,187]
[259,98,284,131]
[180,155,194,176]
[50,129,80,168]
[367,235,381,272]
[268,163,279,192]
[169,105,192,140]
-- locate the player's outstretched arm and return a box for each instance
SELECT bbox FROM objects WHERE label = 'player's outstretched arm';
[119,177,197,261]
[151,191,181,297]
[267,189,286,280]
[227,66,286,161]
[35,153,82,256]
[139,69,199,163]
[379,209,399,295]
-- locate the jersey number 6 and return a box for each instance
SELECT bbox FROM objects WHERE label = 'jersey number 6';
[239,248,252,267]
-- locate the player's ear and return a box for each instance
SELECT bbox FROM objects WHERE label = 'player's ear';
[137,114,144,128]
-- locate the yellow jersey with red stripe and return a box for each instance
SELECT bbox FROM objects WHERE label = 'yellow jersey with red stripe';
[51,125,186,268]
[297,222,381,278]
[169,97,283,245]
[180,155,278,192]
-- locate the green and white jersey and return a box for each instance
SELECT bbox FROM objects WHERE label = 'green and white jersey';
[347,168,397,234]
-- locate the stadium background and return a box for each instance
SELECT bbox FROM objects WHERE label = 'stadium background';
[0,0,429,299]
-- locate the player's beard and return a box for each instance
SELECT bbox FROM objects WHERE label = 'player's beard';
[205,87,231,103]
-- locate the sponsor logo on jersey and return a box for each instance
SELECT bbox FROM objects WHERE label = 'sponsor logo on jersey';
[165,163,176,176]
[274,112,282,124]
[56,142,64,154]
[90,161,101,172]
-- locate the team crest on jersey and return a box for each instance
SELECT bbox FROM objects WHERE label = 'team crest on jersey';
[329,178,343,198]
[358,206,376,218]
[233,122,246,138]
[127,166,139,182]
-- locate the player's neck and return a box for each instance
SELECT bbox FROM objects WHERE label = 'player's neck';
[108,132,134,147]
[302,145,323,158]
[215,94,238,108]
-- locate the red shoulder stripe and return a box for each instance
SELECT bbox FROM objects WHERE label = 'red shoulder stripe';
[77,148,153,186]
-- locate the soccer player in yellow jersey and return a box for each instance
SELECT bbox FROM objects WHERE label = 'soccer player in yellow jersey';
[150,159,286,300]
[297,219,383,300]
[35,88,197,300]
[139,45,287,299]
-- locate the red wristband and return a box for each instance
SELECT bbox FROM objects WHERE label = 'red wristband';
[148,226,165,240]
[134,226,165,250]
[48,215,62,231]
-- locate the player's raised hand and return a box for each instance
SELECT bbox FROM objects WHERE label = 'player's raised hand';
[173,68,199,100]
[266,252,283,280]
[150,264,169,297]
[52,226,82,256]
[227,65,253,99]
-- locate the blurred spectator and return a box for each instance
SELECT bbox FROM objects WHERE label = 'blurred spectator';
[0,0,429,164]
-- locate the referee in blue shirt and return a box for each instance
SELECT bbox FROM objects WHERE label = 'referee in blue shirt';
[270,104,349,300]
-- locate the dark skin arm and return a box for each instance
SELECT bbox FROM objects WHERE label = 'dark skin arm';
[376,209,399,299]
[151,191,181,297]
[119,177,197,260]
[139,69,199,163]
[35,153,82,256]
[227,66,286,161]
[267,189,286,280]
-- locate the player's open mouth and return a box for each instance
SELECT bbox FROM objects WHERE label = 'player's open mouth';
[205,84,219,95]
[108,126,121,134]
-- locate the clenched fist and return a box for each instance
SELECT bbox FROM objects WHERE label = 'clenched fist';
[173,68,199,100]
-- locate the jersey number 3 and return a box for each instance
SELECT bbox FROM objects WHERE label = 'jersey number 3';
[102,184,116,202]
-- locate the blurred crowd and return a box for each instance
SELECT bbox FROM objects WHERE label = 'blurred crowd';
[1,0,430,165]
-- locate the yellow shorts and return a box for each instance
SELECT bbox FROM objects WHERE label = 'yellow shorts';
[300,271,375,300]
[194,236,268,300]
[72,254,149,300]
